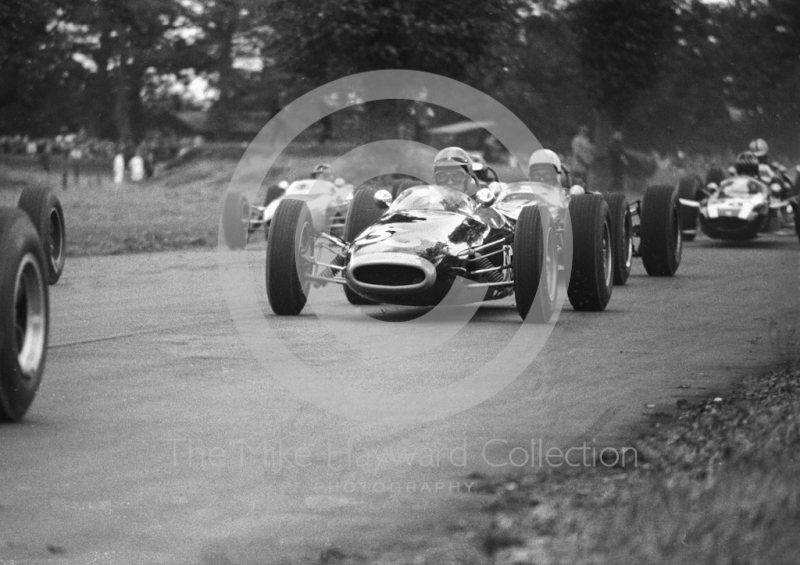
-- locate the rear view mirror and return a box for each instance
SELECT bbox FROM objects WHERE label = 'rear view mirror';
[374,189,392,209]
[475,188,496,207]
[334,177,345,187]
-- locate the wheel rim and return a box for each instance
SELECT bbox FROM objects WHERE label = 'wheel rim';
[297,221,313,293]
[545,227,557,302]
[49,208,64,271]
[673,205,682,260]
[15,253,46,379]
[623,213,633,270]
[602,222,613,289]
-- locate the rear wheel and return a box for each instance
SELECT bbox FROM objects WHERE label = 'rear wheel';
[514,204,557,322]
[677,176,701,242]
[222,191,249,250]
[18,186,65,284]
[0,208,49,421]
[603,192,632,285]
[640,185,682,276]
[343,187,384,306]
[266,200,313,315]
[566,194,613,311]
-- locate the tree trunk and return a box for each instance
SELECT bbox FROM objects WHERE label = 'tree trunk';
[114,60,132,143]
[588,108,615,192]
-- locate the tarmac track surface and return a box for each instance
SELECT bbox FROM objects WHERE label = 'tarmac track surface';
[1,233,799,564]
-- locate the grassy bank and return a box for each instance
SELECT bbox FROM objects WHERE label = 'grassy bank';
[0,146,346,256]
[0,145,528,257]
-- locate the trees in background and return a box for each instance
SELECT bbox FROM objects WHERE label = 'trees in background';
[0,0,798,158]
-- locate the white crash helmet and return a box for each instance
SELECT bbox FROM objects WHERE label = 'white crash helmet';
[748,138,768,158]
[528,149,563,184]
[433,147,479,194]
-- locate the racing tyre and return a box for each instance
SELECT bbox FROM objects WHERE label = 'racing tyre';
[266,199,313,315]
[222,191,249,250]
[17,186,65,284]
[566,194,613,311]
[792,201,800,245]
[640,185,682,276]
[514,204,557,322]
[0,208,48,421]
[343,187,384,306]
[677,176,701,242]
[603,192,632,285]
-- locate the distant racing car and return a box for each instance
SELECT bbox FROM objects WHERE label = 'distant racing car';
[222,176,352,249]
[679,165,798,242]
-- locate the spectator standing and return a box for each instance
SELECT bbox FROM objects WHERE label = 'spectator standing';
[570,125,595,186]
[113,148,126,185]
[144,145,155,179]
[608,131,628,192]
[41,140,52,173]
[129,151,145,182]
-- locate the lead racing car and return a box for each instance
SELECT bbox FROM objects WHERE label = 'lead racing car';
[263,173,682,323]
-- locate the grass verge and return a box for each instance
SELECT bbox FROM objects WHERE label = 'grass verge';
[0,146,529,257]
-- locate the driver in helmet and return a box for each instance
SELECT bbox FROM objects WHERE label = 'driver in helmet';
[311,163,336,182]
[747,139,793,199]
[433,147,480,197]
[734,151,760,178]
[528,149,566,188]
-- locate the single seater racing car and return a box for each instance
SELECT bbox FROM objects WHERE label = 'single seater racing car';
[679,174,797,242]
[263,178,682,322]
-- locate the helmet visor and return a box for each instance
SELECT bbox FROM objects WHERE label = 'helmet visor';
[434,169,469,185]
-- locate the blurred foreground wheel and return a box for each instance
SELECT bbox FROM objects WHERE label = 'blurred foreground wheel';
[18,186,65,284]
[222,191,249,250]
[0,208,49,422]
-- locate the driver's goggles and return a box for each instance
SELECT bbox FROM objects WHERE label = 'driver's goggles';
[434,169,469,184]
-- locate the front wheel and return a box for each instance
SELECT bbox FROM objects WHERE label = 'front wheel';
[266,200,314,315]
[677,176,701,242]
[566,194,613,311]
[0,208,49,421]
[343,187,384,306]
[222,192,249,250]
[603,192,632,285]
[640,185,682,276]
[514,204,557,322]
[18,186,65,284]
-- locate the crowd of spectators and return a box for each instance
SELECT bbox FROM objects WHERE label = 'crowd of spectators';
[0,129,200,187]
